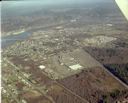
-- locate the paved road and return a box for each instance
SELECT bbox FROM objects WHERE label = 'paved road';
[4,58,55,103]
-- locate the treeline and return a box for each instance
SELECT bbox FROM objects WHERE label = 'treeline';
[104,64,128,85]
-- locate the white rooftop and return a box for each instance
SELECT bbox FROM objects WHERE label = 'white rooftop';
[39,65,45,70]
[69,64,83,70]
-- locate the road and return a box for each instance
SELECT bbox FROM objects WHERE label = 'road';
[4,58,55,103]
[4,58,89,103]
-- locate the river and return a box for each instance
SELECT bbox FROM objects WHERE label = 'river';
[2,32,31,49]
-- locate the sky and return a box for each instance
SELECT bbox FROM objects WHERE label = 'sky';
[2,0,111,7]
[2,0,113,16]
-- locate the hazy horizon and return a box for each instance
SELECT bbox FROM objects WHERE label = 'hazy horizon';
[2,0,112,7]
